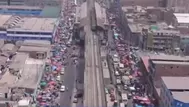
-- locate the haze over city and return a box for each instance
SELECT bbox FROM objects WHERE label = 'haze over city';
[0,0,188,107]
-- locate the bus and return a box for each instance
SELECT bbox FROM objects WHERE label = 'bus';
[120,103,127,107]
[121,93,128,101]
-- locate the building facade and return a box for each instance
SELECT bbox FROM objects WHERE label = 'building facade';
[140,55,189,106]
[166,0,189,13]
[0,0,62,7]
[160,77,189,107]
[144,28,180,52]
[0,15,58,42]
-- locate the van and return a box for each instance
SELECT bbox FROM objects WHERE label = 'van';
[115,71,120,76]
[56,75,61,81]
[121,93,128,101]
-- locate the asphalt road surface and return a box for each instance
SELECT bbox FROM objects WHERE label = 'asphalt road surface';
[60,47,76,107]
[60,45,85,107]
[75,47,85,107]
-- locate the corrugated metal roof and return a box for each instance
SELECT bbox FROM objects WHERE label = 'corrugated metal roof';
[40,6,61,18]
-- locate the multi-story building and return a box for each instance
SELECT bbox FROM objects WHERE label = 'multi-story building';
[140,55,189,106]
[160,77,189,107]
[0,14,58,42]
[165,0,189,13]
[122,6,181,51]
[120,0,159,7]
[0,0,62,7]
[144,27,180,52]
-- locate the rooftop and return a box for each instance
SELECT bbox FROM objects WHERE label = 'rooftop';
[141,56,150,72]
[162,77,189,90]
[174,13,189,24]
[18,45,49,52]
[0,15,57,32]
[76,2,87,20]
[95,2,106,19]
[128,23,148,33]
[172,92,189,103]
[0,54,44,91]
[1,44,15,52]
[0,55,8,66]
[0,15,12,27]
[152,60,189,65]
[103,68,110,78]
[9,53,28,71]
[0,71,17,93]
[23,40,51,47]
[102,60,110,78]
[8,17,57,32]
[0,5,42,10]
[149,54,189,61]
[12,58,44,89]
[39,6,61,18]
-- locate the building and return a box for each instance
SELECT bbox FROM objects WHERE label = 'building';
[18,40,51,59]
[0,0,61,7]
[120,0,159,7]
[160,77,189,107]
[75,2,107,30]
[144,26,180,51]
[122,6,180,51]
[0,5,41,16]
[0,5,61,18]
[173,13,189,28]
[0,52,45,106]
[164,13,189,55]
[165,0,189,13]
[140,54,189,106]
[0,15,58,42]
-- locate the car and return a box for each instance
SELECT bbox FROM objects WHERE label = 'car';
[60,85,65,92]
[56,75,61,81]
[74,93,83,98]
[60,71,64,75]
[115,71,120,76]
[123,85,128,90]
[73,98,78,103]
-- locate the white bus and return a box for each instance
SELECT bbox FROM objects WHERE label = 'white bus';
[120,103,126,107]
[121,93,128,101]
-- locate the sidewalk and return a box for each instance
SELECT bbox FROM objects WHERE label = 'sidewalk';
[71,88,77,107]
[106,93,114,107]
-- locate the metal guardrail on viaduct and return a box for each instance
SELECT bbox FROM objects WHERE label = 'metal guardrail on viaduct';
[83,0,106,106]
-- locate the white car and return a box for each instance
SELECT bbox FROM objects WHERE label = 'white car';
[73,98,78,103]
[60,71,64,75]
[56,75,61,81]
[60,85,65,92]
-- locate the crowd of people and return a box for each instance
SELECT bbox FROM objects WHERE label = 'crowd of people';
[35,0,77,106]
[107,3,154,107]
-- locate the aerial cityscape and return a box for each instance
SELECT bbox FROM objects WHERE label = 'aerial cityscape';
[0,0,188,107]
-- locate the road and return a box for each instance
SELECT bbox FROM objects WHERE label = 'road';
[59,45,85,107]
[60,47,76,107]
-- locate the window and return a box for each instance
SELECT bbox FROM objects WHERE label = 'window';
[7,31,14,34]
[180,103,183,107]
[8,9,25,11]
[40,32,51,35]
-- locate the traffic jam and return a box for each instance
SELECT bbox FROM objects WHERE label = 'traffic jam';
[35,0,77,106]
[107,7,154,107]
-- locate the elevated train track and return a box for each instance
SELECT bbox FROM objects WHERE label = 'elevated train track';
[83,0,106,106]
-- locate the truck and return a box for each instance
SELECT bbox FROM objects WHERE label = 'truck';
[121,93,128,101]
[122,76,130,85]
[120,102,127,107]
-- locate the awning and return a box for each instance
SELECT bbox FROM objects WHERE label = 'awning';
[40,82,47,86]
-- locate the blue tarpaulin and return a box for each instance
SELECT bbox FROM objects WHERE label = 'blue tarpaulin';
[52,66,57,71]
[135,104,143,107]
